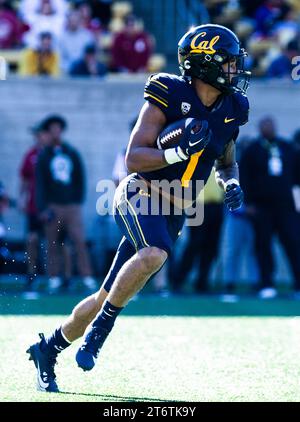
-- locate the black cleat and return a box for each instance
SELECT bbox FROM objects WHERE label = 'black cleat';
[26,333,59,393]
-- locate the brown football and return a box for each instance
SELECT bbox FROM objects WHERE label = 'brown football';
[157,118,202,150]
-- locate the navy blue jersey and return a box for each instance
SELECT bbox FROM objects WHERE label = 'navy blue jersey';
[139,72,249,202]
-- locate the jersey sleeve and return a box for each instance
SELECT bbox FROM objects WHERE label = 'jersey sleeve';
[240,98,249,126]
[232,128,240,142]
[144,73,175,119]
[233,93,249,126]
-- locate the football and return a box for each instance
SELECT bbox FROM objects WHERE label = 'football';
[157,117,204,150]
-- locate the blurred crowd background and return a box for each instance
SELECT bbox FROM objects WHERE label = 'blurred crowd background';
[1,0,300,301]
[0,0,300,78]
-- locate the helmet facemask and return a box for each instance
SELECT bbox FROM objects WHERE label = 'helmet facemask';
[179,48,251,95]
[219,49,251,95]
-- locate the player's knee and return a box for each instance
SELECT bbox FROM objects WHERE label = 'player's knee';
[138,247,168,274]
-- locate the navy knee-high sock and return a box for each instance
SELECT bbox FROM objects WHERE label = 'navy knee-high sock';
[40,327,71,356]
[92,300,123,331]
[85,301,123,350]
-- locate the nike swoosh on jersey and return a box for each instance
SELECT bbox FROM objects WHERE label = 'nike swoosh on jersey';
[189,137,204,147]
[37,362,49,389]
[224,117,235,123]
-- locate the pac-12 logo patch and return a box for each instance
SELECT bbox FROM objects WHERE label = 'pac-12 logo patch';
[181,102,191,115]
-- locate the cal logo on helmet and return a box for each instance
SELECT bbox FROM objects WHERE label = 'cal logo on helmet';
[190,32,220,55]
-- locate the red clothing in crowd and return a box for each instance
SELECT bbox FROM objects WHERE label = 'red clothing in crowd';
[20,147,39,215]
[111,30,153,72]
[0,9,27,49]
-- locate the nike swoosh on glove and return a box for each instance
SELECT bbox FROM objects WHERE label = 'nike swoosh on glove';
[179,119,212,157]
[224,183,244,211]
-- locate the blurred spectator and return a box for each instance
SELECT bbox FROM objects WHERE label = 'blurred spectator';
[19,121,51,293]
[70,43,106,76]
[21,0,67,48]
[205,0,242,30]
[170,170,224,294]
[267,39,300,77]
[75,1,102,33]
[19,31,59,76]
[254,0,291,37]
[88,0,112,27]
[0,181,9,215]
[240,116,300,299]
[293,128,300,150]
[20,0,68,22]
[71,0,112,28]
[221,206,259,301]
[59,9,94,73]
[240,0,300,77]
[0,181,10,274]
[111,14,153,73]
[0,0,28,48]
[1,0,298,79]
[36,115,97,293]
[239,0,265,19]
[272,8,299,47]
[0,181,9,234]
[221,136,259,302]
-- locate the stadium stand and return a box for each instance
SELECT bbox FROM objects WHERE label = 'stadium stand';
[0,0,299,77]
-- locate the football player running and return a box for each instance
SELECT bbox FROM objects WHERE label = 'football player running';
[27,24,250,392]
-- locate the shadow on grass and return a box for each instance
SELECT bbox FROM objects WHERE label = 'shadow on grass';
[59,390,175,402]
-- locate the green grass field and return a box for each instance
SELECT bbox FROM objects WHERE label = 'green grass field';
[1,294,300,402]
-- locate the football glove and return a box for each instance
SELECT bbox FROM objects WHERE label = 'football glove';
[224,183,244,211]
[164,119,212,165]
[179,119,212,158]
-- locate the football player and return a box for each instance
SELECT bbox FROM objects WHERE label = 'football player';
[27,24,250,392]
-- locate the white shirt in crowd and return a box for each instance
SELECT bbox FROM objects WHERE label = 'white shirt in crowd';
[20,0,69,48]
[59,28,94,73]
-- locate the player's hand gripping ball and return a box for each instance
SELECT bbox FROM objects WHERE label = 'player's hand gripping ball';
[157,118,212,159]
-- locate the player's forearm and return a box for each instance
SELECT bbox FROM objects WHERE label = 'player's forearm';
[125,147,169,173]
[214,162,239,190]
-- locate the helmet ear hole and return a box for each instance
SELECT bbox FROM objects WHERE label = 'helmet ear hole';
[184,60,191,70]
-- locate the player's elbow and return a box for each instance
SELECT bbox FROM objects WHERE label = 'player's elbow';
[125,150,139,173]
[125,154,137,173]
